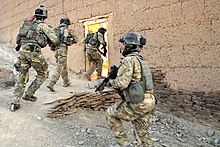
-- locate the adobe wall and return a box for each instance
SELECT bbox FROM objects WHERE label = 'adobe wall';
[0,1,219,90]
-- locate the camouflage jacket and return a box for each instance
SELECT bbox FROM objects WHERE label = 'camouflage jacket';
[37,20,58,45]
[110,52,143,90]
[17,19,58,49]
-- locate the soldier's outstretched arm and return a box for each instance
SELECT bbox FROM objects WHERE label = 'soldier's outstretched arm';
[98,32,105,45]
[69,29,78,43]
[38,23,59,45]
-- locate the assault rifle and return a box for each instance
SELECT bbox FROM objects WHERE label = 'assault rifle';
[97,42,107,57]
[95,65,118,92]
[101,43,107,57]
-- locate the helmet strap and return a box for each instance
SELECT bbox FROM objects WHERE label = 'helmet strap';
[122,44,138,56]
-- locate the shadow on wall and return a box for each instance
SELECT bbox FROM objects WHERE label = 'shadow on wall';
[152,68,220,129]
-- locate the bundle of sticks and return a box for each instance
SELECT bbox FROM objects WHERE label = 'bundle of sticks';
[45,90,121,118]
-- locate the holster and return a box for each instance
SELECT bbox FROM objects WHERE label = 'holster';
[116,90,148,116]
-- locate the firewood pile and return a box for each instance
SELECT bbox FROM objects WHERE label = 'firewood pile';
[45,90,121,118]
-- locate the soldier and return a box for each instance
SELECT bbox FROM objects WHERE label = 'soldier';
[9,5,58,112]
[84,27,107,81]
[47,18,78,92]
[105,32,156,146]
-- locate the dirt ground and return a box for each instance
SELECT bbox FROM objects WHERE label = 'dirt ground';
[0,43,220,147]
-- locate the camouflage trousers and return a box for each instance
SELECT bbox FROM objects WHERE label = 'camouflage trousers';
[86,48,103,76]
[12,49,49,104]
[106,93,156,147]
[48,46,70,87]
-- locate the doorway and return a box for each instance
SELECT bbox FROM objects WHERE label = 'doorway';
[84,19,109,79]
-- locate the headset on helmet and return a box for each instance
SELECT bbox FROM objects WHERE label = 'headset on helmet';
[60,18,71,25]
[119,32,146,56]
[34,5,48,18]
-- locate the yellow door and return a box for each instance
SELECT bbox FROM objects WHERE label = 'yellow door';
[86,22,109,79]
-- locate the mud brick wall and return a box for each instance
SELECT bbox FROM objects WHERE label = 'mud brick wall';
[152,68,220,129]
[0,0,219,92]
[0,0,219,124]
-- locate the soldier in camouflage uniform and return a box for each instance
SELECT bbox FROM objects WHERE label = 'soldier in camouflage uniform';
[9,5,58,112]
[47,18,78,92]
[106,32,156,146]
[84,27,107,81]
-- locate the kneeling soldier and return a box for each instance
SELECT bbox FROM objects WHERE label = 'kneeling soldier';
[105,32,156,147]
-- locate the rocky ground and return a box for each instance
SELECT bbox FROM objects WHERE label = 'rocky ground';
[0,42,219,147]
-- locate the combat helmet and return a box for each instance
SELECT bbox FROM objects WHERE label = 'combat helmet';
[60,18,71,25]
[34,5,48,18]
[98,27,107,34]
[119,32,146,46]
[119,32,146,56]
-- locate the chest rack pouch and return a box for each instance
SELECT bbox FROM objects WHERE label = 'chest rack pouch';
[123,56,153,104]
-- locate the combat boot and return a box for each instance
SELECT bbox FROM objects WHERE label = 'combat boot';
[63,82,71,87]
[84,73,91,81]
[22,94,37,102]
[9,103,21,112]
[47,85,55,92]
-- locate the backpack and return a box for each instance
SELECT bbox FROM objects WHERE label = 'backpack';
[18,18,48,48]
[55,26,76,46]
[84,32,94,44]
[54,26,62,44]
[84,32,99,47]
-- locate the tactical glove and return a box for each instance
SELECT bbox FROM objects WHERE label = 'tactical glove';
[50,45,56,51]
[15,45,21,51]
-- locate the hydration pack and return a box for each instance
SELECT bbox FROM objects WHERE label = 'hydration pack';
[18,18,48,48]
[84,32,94,43]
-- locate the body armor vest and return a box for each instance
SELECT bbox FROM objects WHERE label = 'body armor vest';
[123,54,154,104]
[18,19,48,48]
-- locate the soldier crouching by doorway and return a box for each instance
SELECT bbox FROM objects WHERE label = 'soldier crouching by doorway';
[105,32,156,146]
[9,5,58,112]
[47,18,78,92]
[84,27,107,81]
